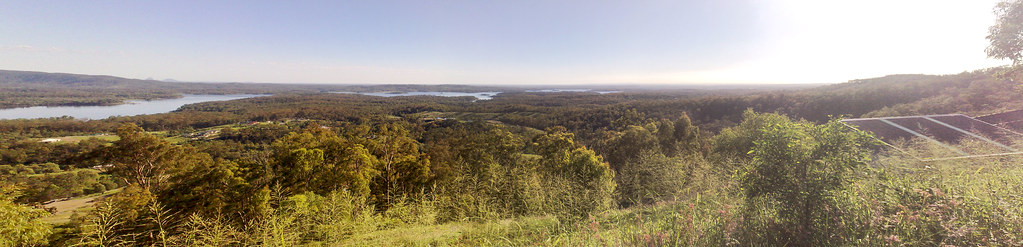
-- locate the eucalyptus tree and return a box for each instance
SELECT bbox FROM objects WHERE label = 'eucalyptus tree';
[988,0,1023,81]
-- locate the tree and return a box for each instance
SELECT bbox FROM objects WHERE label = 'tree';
[670,113,702,154]
[362,123,431,207]
[102,124,199,192]
[74,185,170,247]
[533,128,616,219]
[594,124,660,173]
[593,114,704,207]
[422,122,537,221]
[0,183,51,246]
[268,126,378,200]
[161,159,251,219]
[988,0,1023,65]
[988,0,1023,81]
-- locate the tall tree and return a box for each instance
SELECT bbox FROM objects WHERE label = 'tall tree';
[988,0,1023,65]
[103,124,201,192]
[988,0,1023,81]
[533,128,615,219]
[363,123,431,207]
[269,126,378,200]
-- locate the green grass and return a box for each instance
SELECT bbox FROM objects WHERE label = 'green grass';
[25,168,95,178]
[322,198,730,246]
[341,222,472,246]
[165,136,191,143]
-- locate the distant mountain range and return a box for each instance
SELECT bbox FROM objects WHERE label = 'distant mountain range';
[0,69,517,93]
[0,69,513,109]
[2,68,1017,119]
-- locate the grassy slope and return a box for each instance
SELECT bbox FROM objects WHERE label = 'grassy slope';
[40,188,121,224]
[33,134,119,144]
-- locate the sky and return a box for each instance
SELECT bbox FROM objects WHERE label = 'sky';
[0,0,1010,85]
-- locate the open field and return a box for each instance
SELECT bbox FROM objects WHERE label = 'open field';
[40,188,121,224]
[35,134,118,144]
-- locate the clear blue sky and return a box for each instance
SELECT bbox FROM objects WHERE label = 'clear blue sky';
[0,0,1008,84]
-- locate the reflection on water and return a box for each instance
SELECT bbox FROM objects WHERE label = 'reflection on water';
[0,94,266,120]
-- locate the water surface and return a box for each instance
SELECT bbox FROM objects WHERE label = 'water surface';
[0,94,265,120]
[336,91,501,100]
[526,89,622,94]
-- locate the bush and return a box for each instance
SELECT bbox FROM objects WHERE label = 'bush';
[722,112,876,245]
[615,151,694,206]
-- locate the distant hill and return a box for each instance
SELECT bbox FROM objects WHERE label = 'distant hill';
[0,69,513,109]
[2,68,1018,121]
[777,70,1020,119]
[0,70,166,89]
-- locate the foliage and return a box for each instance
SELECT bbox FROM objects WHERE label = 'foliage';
[426,122,535,222]
[160,159,250,220]
[361,123,432,208]
[266,127,378,199]
[988,0,1023,65]
[3,168,118,204]
[0,183,52,246]
[101,124,198,191]
[72,185,176,246]
[533,129,617,219]
[593,114,705,207]
[729,112,875,245]
[614,152,701,207]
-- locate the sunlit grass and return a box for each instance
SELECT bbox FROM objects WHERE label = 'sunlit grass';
[40,188,121,224]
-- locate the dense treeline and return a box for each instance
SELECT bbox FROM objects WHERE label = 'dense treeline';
[5,68,1013,140]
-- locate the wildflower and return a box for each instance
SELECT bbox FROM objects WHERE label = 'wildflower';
[907,214,920,222]
[914,188,932,198]
[886,235,901,243]
[588,215,600,232]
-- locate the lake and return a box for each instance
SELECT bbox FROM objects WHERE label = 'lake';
[0,94,266,120]
[336,91,501,100]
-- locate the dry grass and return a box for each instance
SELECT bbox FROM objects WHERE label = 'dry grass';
[40,188,120,224]
[339,222,471,246]
[36,134,118,144]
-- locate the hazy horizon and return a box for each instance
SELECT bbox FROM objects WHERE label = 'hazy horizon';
[0,0,1011,85]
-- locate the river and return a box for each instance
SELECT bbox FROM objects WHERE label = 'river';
[0,94,266,120]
